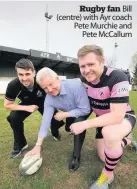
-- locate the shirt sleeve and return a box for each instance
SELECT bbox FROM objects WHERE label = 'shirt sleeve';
[38,96,55,138]
[69,81,91,118]
[5,80,20,101]
[110,70,129,103]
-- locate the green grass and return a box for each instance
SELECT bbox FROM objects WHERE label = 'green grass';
[0,91,137,189]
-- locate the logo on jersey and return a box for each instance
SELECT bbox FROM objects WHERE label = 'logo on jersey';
[91,100,108,107]
[37,90,43,97]
[117,84,129,94]
[100,91,104,96]
[24,96,28,99]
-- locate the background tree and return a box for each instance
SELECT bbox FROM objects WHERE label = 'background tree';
[106,42,118,68]
[130,53,137,85]
[106,56,116,68]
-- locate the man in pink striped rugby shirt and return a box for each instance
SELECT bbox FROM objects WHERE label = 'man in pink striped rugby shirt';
[70,45,137,189]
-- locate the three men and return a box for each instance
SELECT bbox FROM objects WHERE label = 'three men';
[4,59,64,158]
[4,47,136,188]
[70,45,136,188]
[25,67,91,171]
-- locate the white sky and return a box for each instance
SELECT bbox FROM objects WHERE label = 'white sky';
[0,1,137,70]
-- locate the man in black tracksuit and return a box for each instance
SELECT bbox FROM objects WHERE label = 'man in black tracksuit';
[4,59,64,158]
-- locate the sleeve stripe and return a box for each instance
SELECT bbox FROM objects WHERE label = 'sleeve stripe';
[5,96,15,101]
[5,90,21,101]
[110,96,129,103]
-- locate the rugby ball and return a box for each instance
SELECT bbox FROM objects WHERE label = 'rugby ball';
[19,155,43,176]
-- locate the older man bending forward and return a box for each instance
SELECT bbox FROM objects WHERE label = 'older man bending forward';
[25,67,91,171]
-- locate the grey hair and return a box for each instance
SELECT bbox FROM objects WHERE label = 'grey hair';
[36,67,58,84]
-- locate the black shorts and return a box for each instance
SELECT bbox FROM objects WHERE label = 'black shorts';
[95,114,136,139]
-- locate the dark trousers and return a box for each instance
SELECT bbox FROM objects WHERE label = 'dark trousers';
[7,105,64,150]
[65,115,89,158]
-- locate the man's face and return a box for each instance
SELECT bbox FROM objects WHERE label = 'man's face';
[16,68,35,87]
[40,76,60,96]
[79,52,104,82]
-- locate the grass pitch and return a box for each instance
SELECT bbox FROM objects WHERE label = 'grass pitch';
[0,91,137,189]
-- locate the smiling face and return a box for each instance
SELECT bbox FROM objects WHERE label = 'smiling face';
[39,76,61,96]
[16,68,35,87]
[79,52,105,83]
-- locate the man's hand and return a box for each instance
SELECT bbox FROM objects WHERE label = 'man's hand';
[4,99,39,112]
[26,105,39,113]
[70,121,87,135]
[25,145,41,157]
[54,112,70,121]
